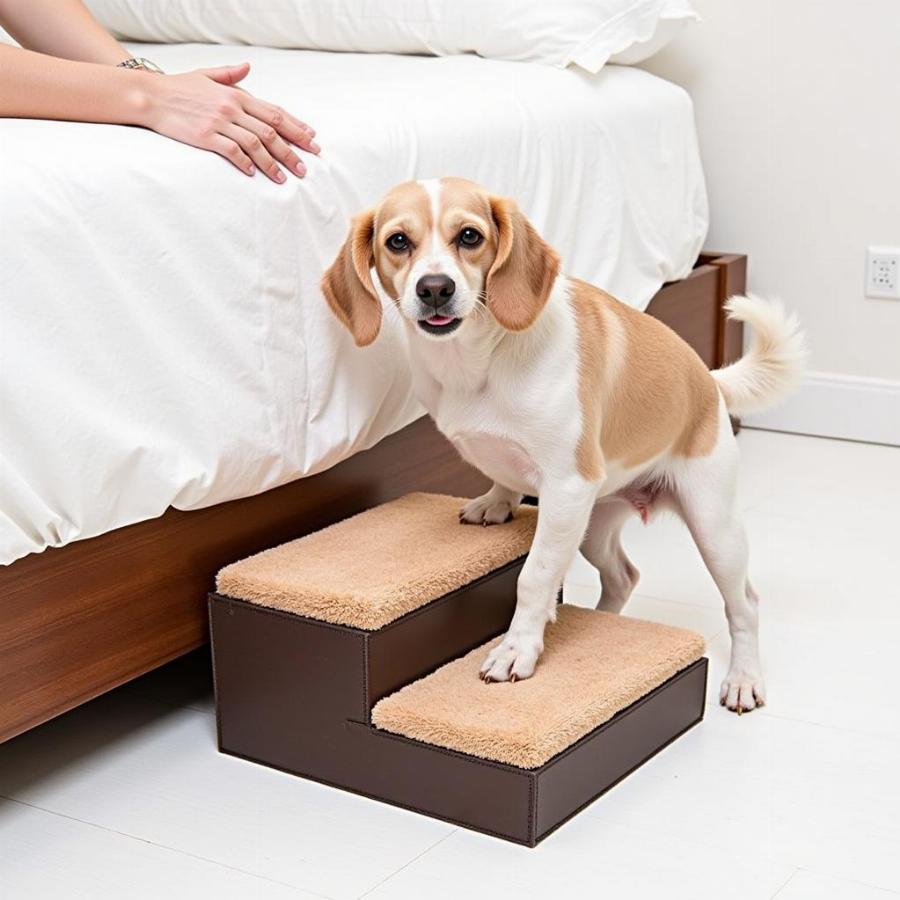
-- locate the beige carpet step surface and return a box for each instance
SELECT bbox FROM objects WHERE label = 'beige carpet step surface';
[372,605,705,769]
[216,492,537,630]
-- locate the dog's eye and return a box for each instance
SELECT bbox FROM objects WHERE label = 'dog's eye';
[386,232,410,252]
[458,227,484,248]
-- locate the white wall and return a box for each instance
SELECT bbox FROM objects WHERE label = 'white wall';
[641,1,900,443]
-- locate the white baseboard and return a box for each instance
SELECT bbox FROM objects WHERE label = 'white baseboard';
[743,371,900,446]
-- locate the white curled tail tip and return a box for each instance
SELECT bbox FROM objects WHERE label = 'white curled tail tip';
[711,294,808,418]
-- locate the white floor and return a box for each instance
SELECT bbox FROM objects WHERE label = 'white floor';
[1,429,898,900]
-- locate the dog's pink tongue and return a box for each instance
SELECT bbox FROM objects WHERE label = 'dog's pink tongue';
[426,315,454,326]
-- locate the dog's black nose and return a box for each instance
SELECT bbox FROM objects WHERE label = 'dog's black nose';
[416,274,456,308]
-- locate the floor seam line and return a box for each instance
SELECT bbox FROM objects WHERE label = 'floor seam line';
[354,828,458,899]
[791,865,900,897]
[707,704,900,740]
[0,795,334,900]
[769,867,799,899]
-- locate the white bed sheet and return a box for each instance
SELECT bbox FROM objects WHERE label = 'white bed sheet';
[0,46,707,565]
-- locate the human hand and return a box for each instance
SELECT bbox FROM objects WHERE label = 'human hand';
[137,61,319,181]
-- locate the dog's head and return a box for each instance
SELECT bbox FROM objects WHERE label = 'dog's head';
[321,178,560,346]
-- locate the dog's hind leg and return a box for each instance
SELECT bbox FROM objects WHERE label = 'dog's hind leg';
[580,499,639,613]
[673,415,765,714]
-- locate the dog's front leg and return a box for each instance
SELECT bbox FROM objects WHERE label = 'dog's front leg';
[480,478,598,682]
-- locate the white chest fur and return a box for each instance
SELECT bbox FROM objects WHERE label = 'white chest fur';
[451,431,541,495]
[405,278,583,495]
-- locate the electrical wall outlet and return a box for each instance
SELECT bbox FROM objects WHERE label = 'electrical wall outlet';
[866,247,900,299]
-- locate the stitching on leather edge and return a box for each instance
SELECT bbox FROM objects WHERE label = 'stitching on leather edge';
[361,633,370,722]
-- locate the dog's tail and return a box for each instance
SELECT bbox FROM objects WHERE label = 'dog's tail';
[711,294,807,418]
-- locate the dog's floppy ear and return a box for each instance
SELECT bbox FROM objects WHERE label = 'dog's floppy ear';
[321,209,382,347]
[486,197,560,332]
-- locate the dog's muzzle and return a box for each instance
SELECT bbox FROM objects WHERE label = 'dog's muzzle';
[415,274,462,336]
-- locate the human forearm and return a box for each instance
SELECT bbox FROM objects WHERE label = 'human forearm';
[0,44,148,123]
[0,41,319,182]
[0,0,129,65]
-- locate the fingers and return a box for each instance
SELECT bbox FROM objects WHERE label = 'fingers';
[201,62,251,86]
[236,113,307,178]
[287,113,319,151]
[221,122,286,183]
[188,65,319,181]
[241,95,320,154]
[206,133,255,177]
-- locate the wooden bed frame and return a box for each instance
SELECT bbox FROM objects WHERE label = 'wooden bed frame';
[0,252,746,744]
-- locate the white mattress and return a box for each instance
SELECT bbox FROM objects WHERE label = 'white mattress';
[0,45,707,565]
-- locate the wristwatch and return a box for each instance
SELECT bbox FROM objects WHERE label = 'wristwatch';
[118,57,165,74]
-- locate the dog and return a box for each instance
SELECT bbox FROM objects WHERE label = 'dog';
[322,177,805,713]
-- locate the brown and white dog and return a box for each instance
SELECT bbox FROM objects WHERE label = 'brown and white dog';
[322,177,805,713]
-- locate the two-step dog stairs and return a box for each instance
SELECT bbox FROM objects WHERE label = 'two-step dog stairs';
[209,493,707,847]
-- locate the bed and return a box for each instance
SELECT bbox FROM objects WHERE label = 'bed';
[0,45,743,742]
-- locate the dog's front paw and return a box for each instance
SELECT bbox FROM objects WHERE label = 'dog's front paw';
[720,669,766,714]
[479,631,543,683]
[459,494,516,526]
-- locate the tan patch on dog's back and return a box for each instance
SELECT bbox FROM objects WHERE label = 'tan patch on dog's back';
[571,279,719,479]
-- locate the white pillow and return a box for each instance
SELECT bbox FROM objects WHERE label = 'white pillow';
[86,0,697,73]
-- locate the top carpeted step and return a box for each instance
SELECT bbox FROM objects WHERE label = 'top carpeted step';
[215,492,537,630]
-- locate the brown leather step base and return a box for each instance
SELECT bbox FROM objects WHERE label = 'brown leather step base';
[209,580,707,846]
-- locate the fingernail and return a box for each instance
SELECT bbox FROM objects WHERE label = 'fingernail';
[296,162,306,176]
[247,165,255,175]
[310,141,321,154]
[275,170,286,183]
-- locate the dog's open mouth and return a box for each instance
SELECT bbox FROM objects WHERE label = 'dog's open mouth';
[418,314,462,336]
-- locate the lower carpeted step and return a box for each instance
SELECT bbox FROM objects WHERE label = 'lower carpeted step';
[372,605,704,769]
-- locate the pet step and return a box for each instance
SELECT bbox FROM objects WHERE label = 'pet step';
[209,493,708,846]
